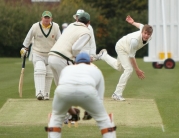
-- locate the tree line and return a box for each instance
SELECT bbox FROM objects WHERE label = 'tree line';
[0,0,148,57]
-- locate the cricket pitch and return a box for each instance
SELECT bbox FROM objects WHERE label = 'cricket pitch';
[0,98,163,127]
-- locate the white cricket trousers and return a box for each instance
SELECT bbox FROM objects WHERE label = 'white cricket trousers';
[101,46,133,96]
[48,84,114,138]
[48,55,73,86]
[32,53,53,97]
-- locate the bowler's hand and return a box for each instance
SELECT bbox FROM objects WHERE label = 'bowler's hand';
[136,69,145,79]
[126,15,134,24]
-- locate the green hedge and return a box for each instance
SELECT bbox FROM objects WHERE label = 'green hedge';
[0,0,148,57]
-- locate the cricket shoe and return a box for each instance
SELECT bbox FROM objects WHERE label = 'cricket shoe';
[36,92,44,100]
[44,93,49,100]
[111,93,125,101]
[95,49,107,60]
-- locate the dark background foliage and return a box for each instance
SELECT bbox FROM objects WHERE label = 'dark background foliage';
[0,0,148,57]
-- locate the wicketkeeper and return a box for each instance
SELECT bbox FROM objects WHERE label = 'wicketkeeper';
[45,53,116,138]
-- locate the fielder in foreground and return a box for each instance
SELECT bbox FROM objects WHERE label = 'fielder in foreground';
[48,12,91,86]
[96,15,153,101]
[45,53,116,138]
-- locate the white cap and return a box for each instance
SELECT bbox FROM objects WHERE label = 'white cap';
[73,9,84,19]
[62,23,68,28]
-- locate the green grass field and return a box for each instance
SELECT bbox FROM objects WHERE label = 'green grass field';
[0,58,179,138]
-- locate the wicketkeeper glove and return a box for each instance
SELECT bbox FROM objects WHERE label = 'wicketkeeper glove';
[20,47,28,58]
[68,108,80,122]
[82,111,92,120]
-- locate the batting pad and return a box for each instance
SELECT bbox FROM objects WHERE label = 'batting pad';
[0,98,163,127]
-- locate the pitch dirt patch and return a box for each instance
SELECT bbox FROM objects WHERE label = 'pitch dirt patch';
[0,98,163,127]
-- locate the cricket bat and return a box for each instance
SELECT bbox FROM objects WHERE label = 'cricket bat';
[18,56,26,97]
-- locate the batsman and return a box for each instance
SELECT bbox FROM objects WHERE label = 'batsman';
[20,11,61,100]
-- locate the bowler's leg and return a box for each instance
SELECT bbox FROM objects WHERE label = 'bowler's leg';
[97,49,122,71]
[113,51,133,100]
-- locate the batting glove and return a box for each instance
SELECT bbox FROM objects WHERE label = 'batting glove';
[20,47,28,58]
